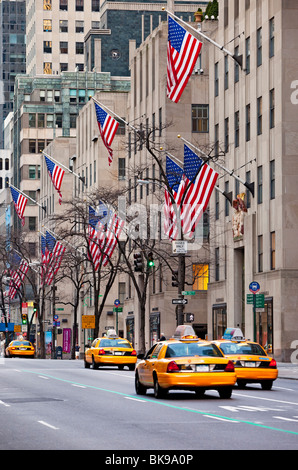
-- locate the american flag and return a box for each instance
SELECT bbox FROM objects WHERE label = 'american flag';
[94,102,119,166]
[45,240,66,286]
[167,17,202,103]
[44,154,65,205]
[88,206,102,271]
[164,156,183,240]
[8,258,29,300]
[180,145,218,237]
[10,186,28,226]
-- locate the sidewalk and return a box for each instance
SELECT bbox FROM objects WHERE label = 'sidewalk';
[277,363,298,380]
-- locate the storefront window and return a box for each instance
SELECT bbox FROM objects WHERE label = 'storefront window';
[256,298,273,353]
[212,304,227,340]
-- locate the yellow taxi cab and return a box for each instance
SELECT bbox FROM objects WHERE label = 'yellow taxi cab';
[212,328,278,390]
[84,330,137,371]
[135,325,237,399]
[6,340,35,358]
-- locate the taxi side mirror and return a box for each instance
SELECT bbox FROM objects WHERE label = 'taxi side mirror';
[137,353,145,360]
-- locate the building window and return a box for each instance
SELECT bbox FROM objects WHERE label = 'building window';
[235,111,239,147]
[46,114,54,128]
[224,117,229,153]
[59,20,68,33]
[38,114,45,128]
[43,19,52,32]
[224,55,229,90]
[29,217,36,231]
[234,45,240,83]
[70,114,76,128]
[257,27,262,67]
[214,62,219,97]
[159,107,162,137]
[43,62,52,74]
[257,96,262,135]
[29,165,36,178]
[257,165,263,204]
[192,104,209,133]
[43,41,52,53]
[270,89,275,129]
[270,160,275,200]
[258,235,263,272]
[76,0,84,11]
[193,264,209,291]
[246,171,251,209]
[60,63,68,72]
[92,0,100,12]
[60,0,68,10]
[225,181,229,216]
[76,21,84,33]
[76,42,84,54]
[215,189,219,220]
[245,37,250,74]
[43,0,52,10]
[215,248,220,281]
[269,17,275,58]
[29,113,36,128]
[60,42,68,54]
[118,158,126,179]
[246,104,250,142]
[214,123,219,156]
[29,141,36,154]
[270,232,276,270]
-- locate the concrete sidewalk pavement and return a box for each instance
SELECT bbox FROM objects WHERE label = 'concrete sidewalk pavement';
[277,363,298,380]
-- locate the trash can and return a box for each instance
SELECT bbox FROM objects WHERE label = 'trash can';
[55,346,63,359]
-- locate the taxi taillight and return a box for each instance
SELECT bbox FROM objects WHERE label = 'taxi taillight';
[269,358,277,368]
[225,360,235,372]
[98,349,105,355]
[131,350,137,356]
[167,361,180,373]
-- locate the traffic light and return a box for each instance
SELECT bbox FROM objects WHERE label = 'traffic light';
[33,302,38,317]
[134,252,143,272]
[147,252,154,268]
[21,314,27,325]
[172,270,179,287]
[186,313,195,323]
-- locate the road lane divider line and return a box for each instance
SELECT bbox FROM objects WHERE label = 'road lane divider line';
[21,369,298,437]
[38,376,49,380]
[204,415,239,423]
[124,396,147,403]
[38,420,59,430]
[0,400,10,407]
[273,416,298,423]
[71,384,86,389]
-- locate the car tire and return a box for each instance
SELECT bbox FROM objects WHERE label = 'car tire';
[153,375,168,399]
[195,388,205,398]
[92,356,99,370]
[84,358,90,368]
[218,386,233,399]
[261,380,273,390]
[135,372,147,395]
[237,380,247,389]
[128,364,135,371]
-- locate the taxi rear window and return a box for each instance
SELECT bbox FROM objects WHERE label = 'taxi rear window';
[165,343,223,358]
[99,339,131,348]
[219,342,265,356]
[12,341,31,346]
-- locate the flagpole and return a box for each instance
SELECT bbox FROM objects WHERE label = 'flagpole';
[162,8,243,69]
[92,97,139,133]
[177,135,255,197]
[43,151,85,185]
[9,183,46,212]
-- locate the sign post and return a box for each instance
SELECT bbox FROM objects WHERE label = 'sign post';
[248,282,261,342]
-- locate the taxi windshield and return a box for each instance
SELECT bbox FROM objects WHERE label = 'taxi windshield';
[165,343,223,358]
[12,341,31,346]
[218,342,265,356]
[99,339,131,348]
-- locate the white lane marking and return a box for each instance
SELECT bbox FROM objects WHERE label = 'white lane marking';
[204,415,239,423]
[233,392,298,407]
[274,416,298,423]
[0,400,10,407]
[71,384,86,389]
[124,396,147,403]
[38,376,49,380]
[38,420,59,430]
[274,386,294,391]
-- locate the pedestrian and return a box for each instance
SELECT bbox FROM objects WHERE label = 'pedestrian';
[75,344,80,359]
[159,333,166,341]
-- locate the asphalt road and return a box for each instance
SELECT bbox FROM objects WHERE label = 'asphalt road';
[1,358,298,454]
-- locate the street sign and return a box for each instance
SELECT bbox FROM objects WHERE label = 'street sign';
[172,241,188,254]
[182,291,196,296]
[55,307,64,311]
[255,294,265,308]
[249,281,260,293]
[172,299,188,305]
[114,299,120,306]
[246,294,254,304]
[113,307,123,312]
[82,315,95,329]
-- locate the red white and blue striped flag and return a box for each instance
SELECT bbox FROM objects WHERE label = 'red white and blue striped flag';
[44,154,65,205]
[167,17,202,103]
[94,102,119,166]
[10,186,28,226]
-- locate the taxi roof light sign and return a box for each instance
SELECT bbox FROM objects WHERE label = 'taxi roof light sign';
[173,325,198,340]
[222,328,245,341]
[106,329,118,338]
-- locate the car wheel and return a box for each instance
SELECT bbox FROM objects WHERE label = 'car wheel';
[118,365,124,370]
[153,375,168,399]
[237,380,247,388]
[218,386,233,399]
[135,372,147,395]
[195,388,205,398]
[261,380,273,390]
[128,364,135,371]
[92,356,99,370]
[84,358,90,368]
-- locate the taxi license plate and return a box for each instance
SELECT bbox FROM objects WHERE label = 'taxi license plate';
[20,348,27,350]
[114,351,122,355]
[245,361,256,367]
[196,365,209,372]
